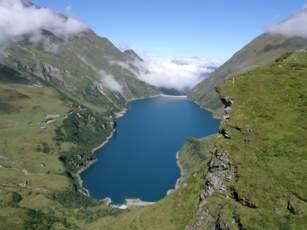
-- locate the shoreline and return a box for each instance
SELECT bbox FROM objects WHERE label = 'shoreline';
[76,128,117,196]
[75,93,215,203]
[167,151,184,195]
[189,99,222,120]
[76,103,131,194]
[175,151,184,189]
[128,94,188,103]
[110,198,155,209]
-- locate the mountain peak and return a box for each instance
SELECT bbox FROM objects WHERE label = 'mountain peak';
[124,49,143,62]
[20,0,34,7]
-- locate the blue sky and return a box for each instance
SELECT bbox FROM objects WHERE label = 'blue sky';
[34,0,306,60]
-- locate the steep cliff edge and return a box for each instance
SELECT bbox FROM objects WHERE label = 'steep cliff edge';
[187,51,307,229]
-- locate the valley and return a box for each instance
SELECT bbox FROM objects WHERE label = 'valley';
[0,1,306,229]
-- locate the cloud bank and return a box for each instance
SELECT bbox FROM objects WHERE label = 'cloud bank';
[0,0,88,46]
[137,57,221,91]
[267,8,307,38]
[79,56,123,93]
[99,70,123,93]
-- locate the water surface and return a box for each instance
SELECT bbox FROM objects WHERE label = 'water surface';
[81,96,219,204]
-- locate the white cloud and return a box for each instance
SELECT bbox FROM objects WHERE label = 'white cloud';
[267,8,307,38]
[137,56,221,91]
[79,56,123,93]
[108,59,141,77]
[99,70,123,93]
[0,0,88,46]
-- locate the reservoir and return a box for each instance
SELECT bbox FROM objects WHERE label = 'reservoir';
[81,96,220,204]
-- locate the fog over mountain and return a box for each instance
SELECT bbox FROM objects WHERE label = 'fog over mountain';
[0,0,221,93]
[267,7,307,38]
[137,56,221,91]
[0,0,88,46]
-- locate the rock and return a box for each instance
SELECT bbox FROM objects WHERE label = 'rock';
[220,128,231,139]
[231,189,257,209]
[221,96,233,120]
[216,220,230,230]
[102,197,112,206]
[113,120,117,129]
[220,96,233,108]
[119,205,128,210]
[187,150,233,229]
[287,201,299,215]
[46,114,60,120]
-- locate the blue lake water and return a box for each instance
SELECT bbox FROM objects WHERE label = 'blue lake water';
[81,96,220,204]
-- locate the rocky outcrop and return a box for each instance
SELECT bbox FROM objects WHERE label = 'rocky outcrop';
[220,96,233,109]
[219,128,231,139]
[231,188,257,209]
[186,149,233,230]
[186,96,235,230]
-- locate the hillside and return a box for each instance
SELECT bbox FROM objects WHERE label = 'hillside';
[2,31,158,110]
[188,51,307,229]
[0,2,161,229]
[1,33,306,230]
[1,1,306,229]
[190,33,307,115]
[84,51,307,230]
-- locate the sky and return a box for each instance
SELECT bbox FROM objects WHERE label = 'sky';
[1,0,306,91]
[33,0,306,61]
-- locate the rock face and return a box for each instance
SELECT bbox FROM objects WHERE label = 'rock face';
[186,96,234,230]
[186,149,233,230]
[3,29,159,112]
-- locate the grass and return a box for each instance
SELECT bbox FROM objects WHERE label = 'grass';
[202,51,307,229]
[190,34,307,115]
[0,67,158,229]
[0,78,217,229]
[1,47,306,229]
[178,136,216,176]
[0,80,127,228]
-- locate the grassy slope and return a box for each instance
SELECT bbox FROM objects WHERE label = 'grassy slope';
[0,82,70,229]
[190,34,307,115]
[205,51,307,229]
[1,44,306,229]
[0,35,207,228]
[0,27,160,229]
[3,31,158,112]
[0,77,130,229]
[0,77,214,229]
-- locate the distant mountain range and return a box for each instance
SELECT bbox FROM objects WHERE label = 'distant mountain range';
[0,1,306,229]
[190,33,307,115]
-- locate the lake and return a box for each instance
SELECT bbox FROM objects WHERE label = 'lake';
[81,96,220,204]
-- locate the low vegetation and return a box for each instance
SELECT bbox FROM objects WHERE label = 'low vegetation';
[0,74,215,229]
[0,50,306,229]
[190,34,307,116]
[199,51,307,229]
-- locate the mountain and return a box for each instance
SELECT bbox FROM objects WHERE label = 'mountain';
[1,2,306,229]
[186,51,307,230]
[0,2,161,228]
[2,30,158,111]
[124,49,144,62]
[83,52,307,230]
[189,33,307,115]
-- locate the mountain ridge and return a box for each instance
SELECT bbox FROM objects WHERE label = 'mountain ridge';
[189,33,307,115]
